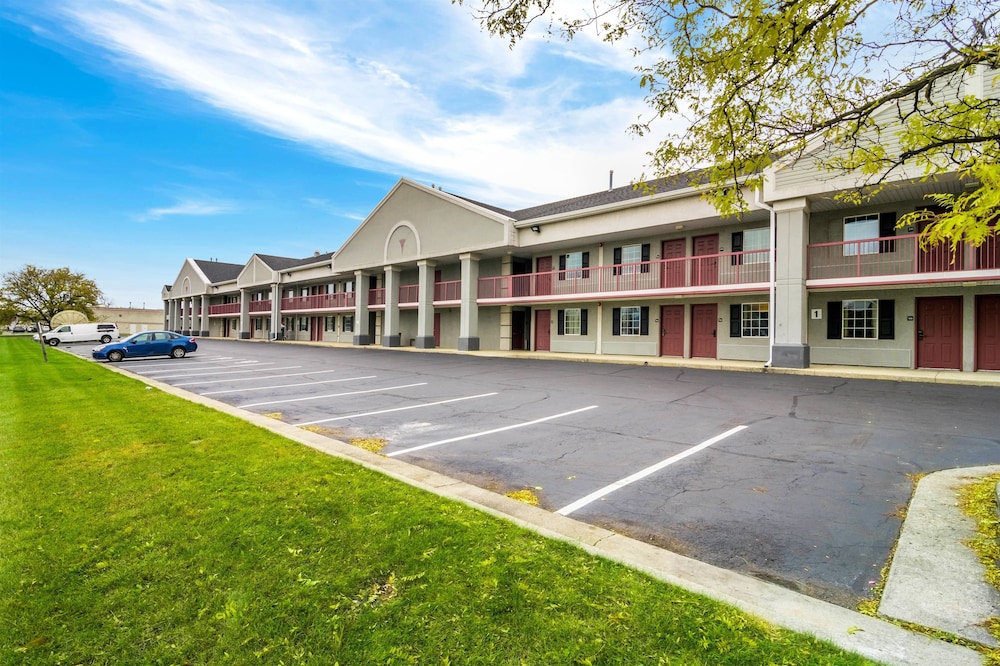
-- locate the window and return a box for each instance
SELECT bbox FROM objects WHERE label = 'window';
[613,244,651,274]
[741,228,770,264]
[729,303,769,337]
[843,214,884,256]
[612,306,649,336]
[255,318,262,331]
[343,315,354,333]
[299,317,309,331]
[826,300,895,340]
[842,300,876,338]
[558,251,589,279]
[325,316,336,332]
[557,308,588,335]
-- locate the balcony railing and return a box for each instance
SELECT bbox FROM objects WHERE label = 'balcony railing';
[208,303,240,315]
[399,284,419,305]
[477,250,770,302]
[435,280,462,302]
[249,300,271,313]
[281,292,355,311]
[368,288,385,306]
[808,233,999,282]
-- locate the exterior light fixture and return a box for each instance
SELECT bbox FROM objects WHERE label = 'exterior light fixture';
[530,225,541,233]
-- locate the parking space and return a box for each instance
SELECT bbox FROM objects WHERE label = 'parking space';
[63,339,1000,608]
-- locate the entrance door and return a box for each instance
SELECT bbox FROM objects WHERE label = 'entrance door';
[661,239,686,288]
[660,305,684,356]
[916,296,962,369]
[536,256,553,296]
[976,295,1000,371]
[310,316,323,342]
[692,234,719,286]
[512,309,528,350]
[433,313,441,347]
[535,309,551,351]
[691,303,718,358]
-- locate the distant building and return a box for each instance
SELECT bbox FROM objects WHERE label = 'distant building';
[94,306,164,336]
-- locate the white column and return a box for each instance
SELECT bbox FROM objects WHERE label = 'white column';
[239,288,251,339]
[458,252,480,351]
[415,260,436,348]
[353,270,371,345]
[382,266,401,347]
[200,295,210,336]
[771,197,810,368]
[270,284,281,340]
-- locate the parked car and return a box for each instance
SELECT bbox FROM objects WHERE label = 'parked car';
[39,323,120,346]
[93,331,197,362]
[10,324,26,333]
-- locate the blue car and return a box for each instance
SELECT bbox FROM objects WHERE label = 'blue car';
[93,331,197,362]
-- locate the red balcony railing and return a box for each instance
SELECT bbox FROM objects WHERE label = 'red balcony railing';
[399,284,419,305]
[368,288,385,306]
[281,292,355,311]
[208,303,240,315]
[477,250,770,301]
[249,300,271,313]
[434,280,462,302]
[808,233,998,281]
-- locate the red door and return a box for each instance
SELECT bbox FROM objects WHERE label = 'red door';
[691,303,718,358]
[660,305,684,356]
[310,316,323,341]
[536,256,553,296]
[917,297,962,369]
[661,239,686,288]
[692,234,719,286]
[976,295,1000,371]
[535,309,551,351]
[433,313,441,348]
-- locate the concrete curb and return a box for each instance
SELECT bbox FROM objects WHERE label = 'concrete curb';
[881,466,1000,647]
[92,356,984,666]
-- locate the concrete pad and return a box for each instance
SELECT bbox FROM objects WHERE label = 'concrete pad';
[880,466,1000,647]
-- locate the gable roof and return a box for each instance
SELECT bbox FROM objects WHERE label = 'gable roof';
[193,259,244,283]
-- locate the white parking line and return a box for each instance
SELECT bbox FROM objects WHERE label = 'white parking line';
[203,376,376,395]
[175,369,343,387]
[387,405,599,457]
[555,425,748,516]
[295,392,499,426]
[140,362,267,373]
[140,365,301,379]
[239,382,428,408]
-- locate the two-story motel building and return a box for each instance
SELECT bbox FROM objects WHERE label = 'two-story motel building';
[163,72,1000,374]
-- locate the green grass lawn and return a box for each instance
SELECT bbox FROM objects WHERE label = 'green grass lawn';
[0,337,875,665]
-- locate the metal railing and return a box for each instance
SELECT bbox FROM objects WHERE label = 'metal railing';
[208,303,240,315]
[399,284,419,305]
[434,280,462,302]
[477,250,770,300]
[808,233,998,280]
[249,300,271,313]
[280,292,355,311]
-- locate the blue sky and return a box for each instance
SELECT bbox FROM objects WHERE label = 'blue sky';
[0,0,666,308]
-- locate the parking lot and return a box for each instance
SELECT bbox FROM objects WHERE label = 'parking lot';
[61,338,1000,607]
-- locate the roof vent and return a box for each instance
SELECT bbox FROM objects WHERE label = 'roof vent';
[609,170,614,191]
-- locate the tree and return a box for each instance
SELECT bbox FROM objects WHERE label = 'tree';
[0,265,104,325]
[459,0,999,247]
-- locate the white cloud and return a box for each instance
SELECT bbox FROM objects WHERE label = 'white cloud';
[136,199,237,222]
[49,0,669,206]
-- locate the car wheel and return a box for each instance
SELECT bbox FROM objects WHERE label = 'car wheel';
[100,335,112,344]
[170,347,187,358]
[47,338,60,346]
[107,350,124,362]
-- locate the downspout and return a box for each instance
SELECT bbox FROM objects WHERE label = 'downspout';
[754,188,777,368]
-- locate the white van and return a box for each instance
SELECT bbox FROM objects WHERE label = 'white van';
[39,323,120,346]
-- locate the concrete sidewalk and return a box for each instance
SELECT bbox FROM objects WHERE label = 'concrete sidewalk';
[118,355,990,666]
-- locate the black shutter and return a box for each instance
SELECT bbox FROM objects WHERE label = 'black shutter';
[640,307,649,335]
[612,308,621,336]
[879,212,897,253]
[581,309,588,335]
[731,232,744,266]
[878,299,895,340]
[369,275,378,289]
[558,255,566,281]
[641,244,651,273]
[730,304,742,337]
[613,247,622,276]
[557,310,565,335]
[827,301,843,339]
[582,251,590,278]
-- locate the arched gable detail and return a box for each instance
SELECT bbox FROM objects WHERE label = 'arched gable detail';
[384,222,421,263]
